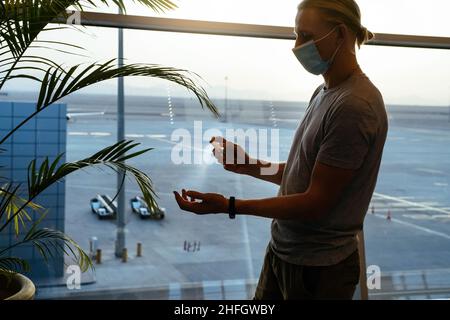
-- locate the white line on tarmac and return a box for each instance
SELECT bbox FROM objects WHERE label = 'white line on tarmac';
[373,192,450,215]
[146,136,206,153]
[125,134,145,138]
[434,183,449,187]
[147,134,167,138]
[407,128,450,135]
[372,213,450,240]
[68,131,89,136]
[416,168,445,175]
[90,132,111,137]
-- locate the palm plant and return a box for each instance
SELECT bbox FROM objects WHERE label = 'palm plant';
[0,0,219,280]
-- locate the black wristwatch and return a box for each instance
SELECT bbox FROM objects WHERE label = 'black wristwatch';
[228,196,236,219]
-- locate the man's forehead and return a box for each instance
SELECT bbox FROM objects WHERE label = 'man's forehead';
[295,8,323,33]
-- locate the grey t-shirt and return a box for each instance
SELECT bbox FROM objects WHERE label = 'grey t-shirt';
[270,71,388,266]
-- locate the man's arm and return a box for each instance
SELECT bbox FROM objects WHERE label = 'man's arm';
[244,160,286,186]
[236,161,355,221]
[173,161,355,221]
[210,136,286,186]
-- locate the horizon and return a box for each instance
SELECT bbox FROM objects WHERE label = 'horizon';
[1,89,449,109]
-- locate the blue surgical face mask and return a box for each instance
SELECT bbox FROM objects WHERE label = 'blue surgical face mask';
[292,26,342,75]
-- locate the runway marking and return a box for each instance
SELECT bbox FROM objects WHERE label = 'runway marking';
[402,214,450,221]
[372,213,450,240]
[147,134,167,139]
[434,183,449,187]
[407,128,449,135]
[68,131,89,136]
[90,132,111,137]
[405,207,443,212]
[125,134,145,138]
[373,192,450,215]
[146,136,206,153]
[416,168,445,175]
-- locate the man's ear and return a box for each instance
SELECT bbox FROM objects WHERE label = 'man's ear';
[336,24,347,42]
[337,24,357,54]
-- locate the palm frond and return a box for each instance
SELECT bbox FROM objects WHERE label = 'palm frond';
[0,218,93,272]
[0,141,158,232]
[0,257,31,274]
[33,60,218,115]
[0,140,157,236]
[0,0,178,90]
[24,228,92,272]
[0,183,44,235]
[0,60,219,144]
[26,140,159,213]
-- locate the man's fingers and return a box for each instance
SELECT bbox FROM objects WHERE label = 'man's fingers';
[210,136,228,147]
[212,146,225,164]
[174,191,199,212]
[173,191,185,208]
[185,190,205,201]
[223,163,238,172]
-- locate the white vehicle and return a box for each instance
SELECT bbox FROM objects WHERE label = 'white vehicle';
[130,196,165,220]
[90,195,117,220]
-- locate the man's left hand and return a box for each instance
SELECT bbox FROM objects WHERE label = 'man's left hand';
[173,189,229,215]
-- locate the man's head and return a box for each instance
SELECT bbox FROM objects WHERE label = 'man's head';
[293,0,373,75]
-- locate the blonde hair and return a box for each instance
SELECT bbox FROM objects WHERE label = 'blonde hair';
[298,0,374,48]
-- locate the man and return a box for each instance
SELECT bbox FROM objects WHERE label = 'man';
[174,0,388,300]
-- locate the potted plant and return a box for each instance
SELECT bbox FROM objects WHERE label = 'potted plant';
[0,0,219,300]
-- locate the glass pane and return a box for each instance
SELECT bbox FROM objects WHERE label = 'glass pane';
[1,18,449,300]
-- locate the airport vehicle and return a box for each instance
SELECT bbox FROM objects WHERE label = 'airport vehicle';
[130,196,165,220]
[90,195,117,220]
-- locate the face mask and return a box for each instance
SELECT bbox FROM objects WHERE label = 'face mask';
[292,26,342,75]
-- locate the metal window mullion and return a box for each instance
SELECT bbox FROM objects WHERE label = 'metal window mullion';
[57,11,450,50]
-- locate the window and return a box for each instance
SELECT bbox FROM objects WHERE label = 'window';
[1,1,449,300]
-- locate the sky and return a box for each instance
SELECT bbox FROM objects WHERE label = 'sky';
[3,0,450,106]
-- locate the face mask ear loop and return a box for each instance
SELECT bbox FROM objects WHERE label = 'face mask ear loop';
[329,39,344,62]
[315,25,340,44]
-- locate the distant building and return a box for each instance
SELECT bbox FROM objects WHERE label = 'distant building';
[0,101,67,281]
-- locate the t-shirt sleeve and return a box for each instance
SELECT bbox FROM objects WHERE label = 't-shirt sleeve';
[317,97,378,170]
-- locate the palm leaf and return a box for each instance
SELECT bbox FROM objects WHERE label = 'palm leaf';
[0,0,178,90]
[0,221,93,272]
[26,140,158,211]
[0,257,31,274]
[0,210,93,273]
[0,61,219,144]
[0,183,44,236]
[0,140,156,233]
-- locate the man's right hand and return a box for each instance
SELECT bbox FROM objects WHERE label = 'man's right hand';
[210,136,254,175]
